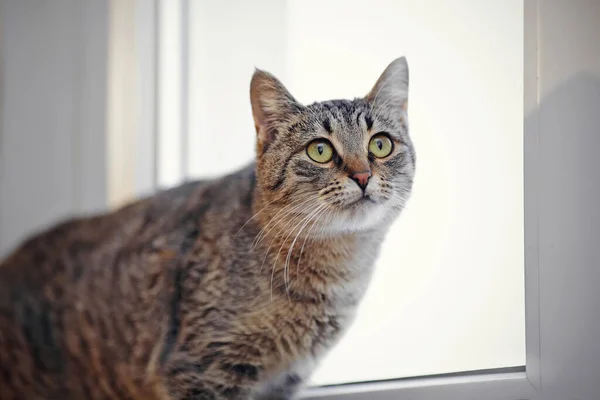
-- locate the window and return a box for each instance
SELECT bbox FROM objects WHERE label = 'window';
[134,0,527,389]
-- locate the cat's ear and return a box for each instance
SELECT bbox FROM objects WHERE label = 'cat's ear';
[250,69,303,152]
[366,57,409,116]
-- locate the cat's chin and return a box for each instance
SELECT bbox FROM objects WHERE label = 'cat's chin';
[318,201,395,236]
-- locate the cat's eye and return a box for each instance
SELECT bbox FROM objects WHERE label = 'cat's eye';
[369,134,394,158]
[307,140,334,163]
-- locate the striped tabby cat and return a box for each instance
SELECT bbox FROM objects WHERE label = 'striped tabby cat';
[0,57,415,399]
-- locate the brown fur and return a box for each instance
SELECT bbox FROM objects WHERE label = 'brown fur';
[0,58,415,399]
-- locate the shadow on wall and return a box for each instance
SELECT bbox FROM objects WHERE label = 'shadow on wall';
[524,71,600,400]
[529,72,600,264]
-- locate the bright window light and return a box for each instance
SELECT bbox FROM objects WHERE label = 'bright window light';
[156,0,525,386]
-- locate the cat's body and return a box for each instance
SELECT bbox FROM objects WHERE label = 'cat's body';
[0,58,415,399]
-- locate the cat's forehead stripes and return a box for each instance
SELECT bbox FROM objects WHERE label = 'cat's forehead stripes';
[306,100,375,155]
[322,117,333,134]
[364,114,374,131]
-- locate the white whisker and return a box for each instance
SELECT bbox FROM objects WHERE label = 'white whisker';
[231,196,280,243]
[253,195,314,247]
[284,204,330,291]
[296,204,331,276]
[270,203,326,299]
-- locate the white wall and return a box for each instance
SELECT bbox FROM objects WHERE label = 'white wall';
[0,0,108,257]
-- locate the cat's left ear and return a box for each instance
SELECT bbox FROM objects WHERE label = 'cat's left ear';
[366,57,409,116]
[250,69,303,153]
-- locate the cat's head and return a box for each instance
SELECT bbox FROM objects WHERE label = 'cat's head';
[250,57,415,235]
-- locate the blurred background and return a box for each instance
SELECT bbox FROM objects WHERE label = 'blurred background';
[0,0,525,387]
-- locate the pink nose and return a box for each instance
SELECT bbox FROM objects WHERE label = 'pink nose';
[351,170,372,191]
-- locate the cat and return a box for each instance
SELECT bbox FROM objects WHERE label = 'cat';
[0,57,415,400]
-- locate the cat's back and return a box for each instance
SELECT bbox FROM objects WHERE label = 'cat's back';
[0,182,184,399]
[0,169,244,280]
[0,167,256,399]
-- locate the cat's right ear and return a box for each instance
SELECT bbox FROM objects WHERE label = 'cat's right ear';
[366,57,409,116]
[250,69,302,153]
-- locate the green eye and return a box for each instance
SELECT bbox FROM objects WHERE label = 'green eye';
[307,140,334,163]
[369,134,393,158]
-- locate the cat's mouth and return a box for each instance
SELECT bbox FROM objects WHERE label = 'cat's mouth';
[346,193,377,208]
